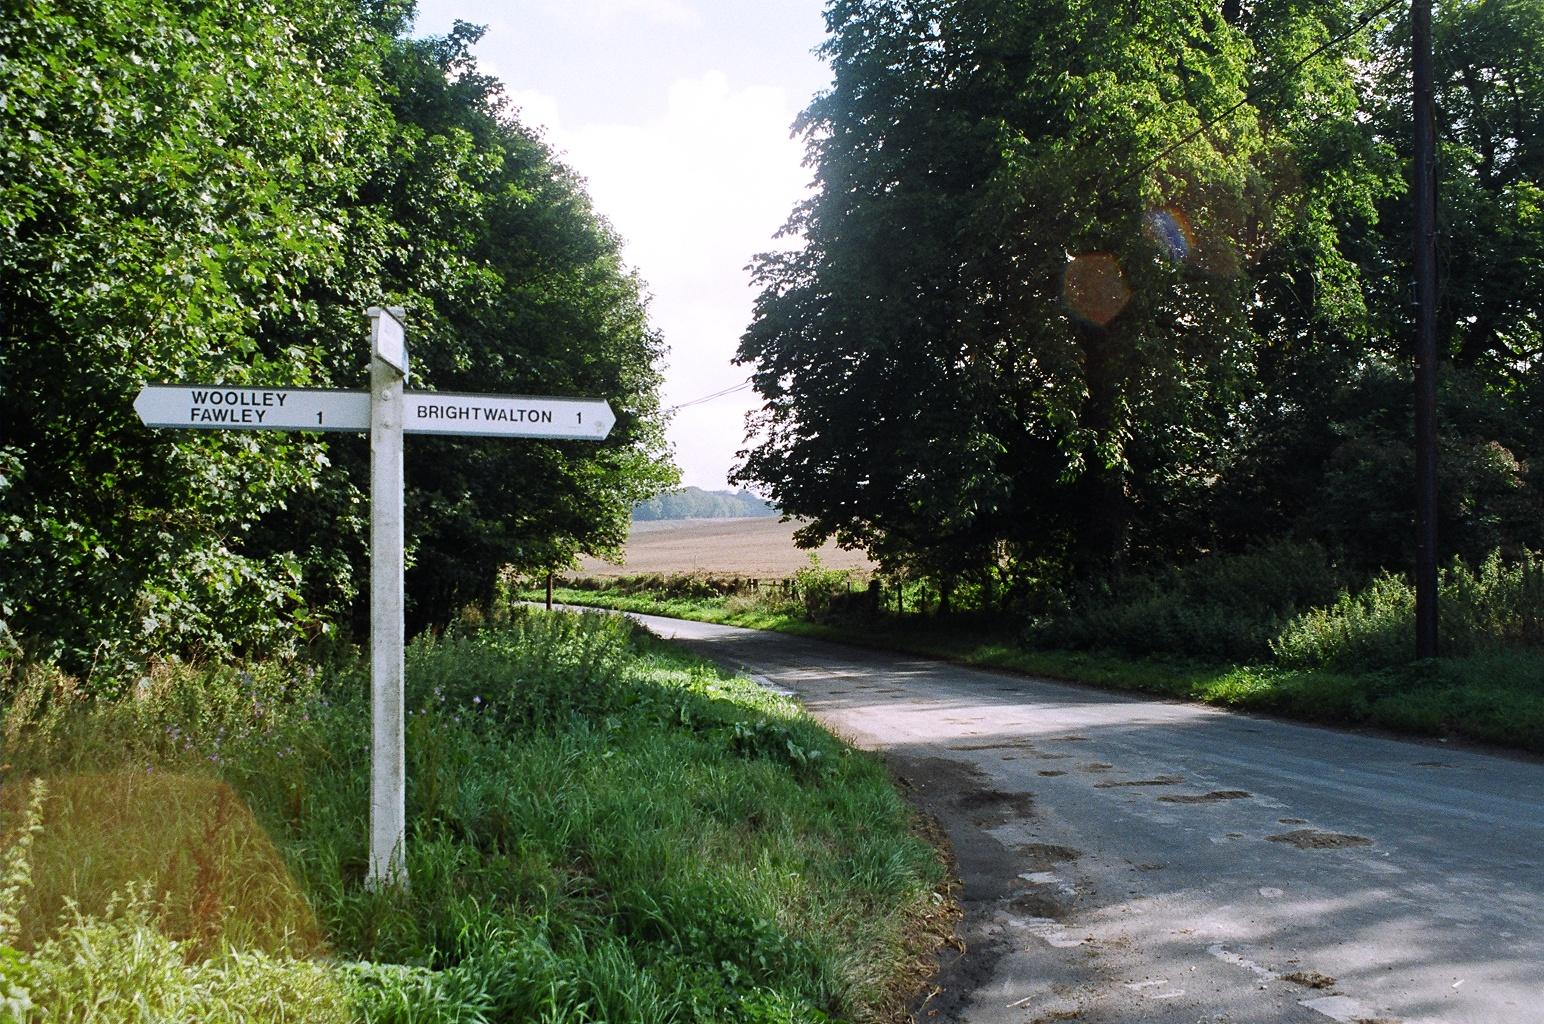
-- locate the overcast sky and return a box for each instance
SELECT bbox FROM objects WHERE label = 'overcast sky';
[412,0,832,491]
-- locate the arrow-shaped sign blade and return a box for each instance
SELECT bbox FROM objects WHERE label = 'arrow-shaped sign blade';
[134,385,370,432]
[403,392,615,440]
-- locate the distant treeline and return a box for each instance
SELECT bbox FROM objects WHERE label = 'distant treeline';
[633,488,778,521]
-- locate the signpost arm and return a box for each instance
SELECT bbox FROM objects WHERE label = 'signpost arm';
[367,306,408,890]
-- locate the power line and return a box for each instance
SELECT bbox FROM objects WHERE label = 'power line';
[1119,0,1404,188]
[667,379,753,412]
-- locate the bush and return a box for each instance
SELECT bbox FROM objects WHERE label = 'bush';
[1270,572,1414,669]
[1272,550,1544,669]
[23,895,353,1024]
[401,611,637,733]
[793,555,857,620]
[1,783,351,1024]
[1033,540,1344,661]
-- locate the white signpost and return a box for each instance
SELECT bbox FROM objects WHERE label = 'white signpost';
[134,307,616,889]
[132,389,615,439]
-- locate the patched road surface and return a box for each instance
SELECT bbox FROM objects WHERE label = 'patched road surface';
[622,611,1544,1024]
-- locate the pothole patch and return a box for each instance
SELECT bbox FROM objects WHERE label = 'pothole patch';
[1008,891,1068,919]
[1267,829,1373,849]
[1095,775,1185,788]
[950,739,1038,751]
[955,788,1036,824]
[1158,790,1252,804]
[1015,842,1081,867]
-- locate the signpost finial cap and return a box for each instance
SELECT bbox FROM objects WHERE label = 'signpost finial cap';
[368,306,409,380]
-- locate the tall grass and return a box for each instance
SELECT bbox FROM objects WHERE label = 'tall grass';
[0,609,946,1023]
[1273,550,1544,668]
[1030,541,1345,661]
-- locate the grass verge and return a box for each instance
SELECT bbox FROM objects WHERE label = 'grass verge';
[531,585,1544,756]
[1,609,951,1023]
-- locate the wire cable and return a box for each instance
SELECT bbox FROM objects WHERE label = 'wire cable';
[666,379,754,413]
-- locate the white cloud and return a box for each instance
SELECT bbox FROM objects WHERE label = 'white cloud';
[508,88,563,136]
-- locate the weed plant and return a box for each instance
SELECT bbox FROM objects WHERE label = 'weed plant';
[0,609,946,1023]
[1029,541,1345,661]
[1274,550,1544,668]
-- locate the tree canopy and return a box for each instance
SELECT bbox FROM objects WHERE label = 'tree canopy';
[734,0,1543,598]
[0,0,674,675]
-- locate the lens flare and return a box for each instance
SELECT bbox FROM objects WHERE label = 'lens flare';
[1,771,327,956]
[1144,206,1195,263]
[1062,252,1132,327]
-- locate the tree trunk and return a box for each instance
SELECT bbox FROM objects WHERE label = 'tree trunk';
[1074,324,1130,578]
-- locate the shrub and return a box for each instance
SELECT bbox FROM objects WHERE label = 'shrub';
[1,782,351,1024]
[792,555,857,620]
[1033,540,1344,661]
[23,893,352,1024]
[1270,572,1414,669]
[1272,550,1544,669]
[398,608,637,734]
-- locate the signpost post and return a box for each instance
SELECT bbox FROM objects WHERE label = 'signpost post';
[134,309,616,889]
[368,306,408,889]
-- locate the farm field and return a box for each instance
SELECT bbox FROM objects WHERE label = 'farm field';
[578,517,874,577]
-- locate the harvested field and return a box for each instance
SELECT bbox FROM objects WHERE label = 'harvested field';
[576,517,874,578]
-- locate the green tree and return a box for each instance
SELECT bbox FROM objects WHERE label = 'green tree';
[265,22,676,633]
[737,0,1363,589]
[0,0,390,672]
[1,4,675,672]
[1212,0,1544,571]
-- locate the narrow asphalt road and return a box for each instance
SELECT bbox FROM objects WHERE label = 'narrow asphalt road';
[621,611,1544,1024]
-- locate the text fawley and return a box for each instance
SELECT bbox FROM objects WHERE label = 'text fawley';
[192,405,268,424]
